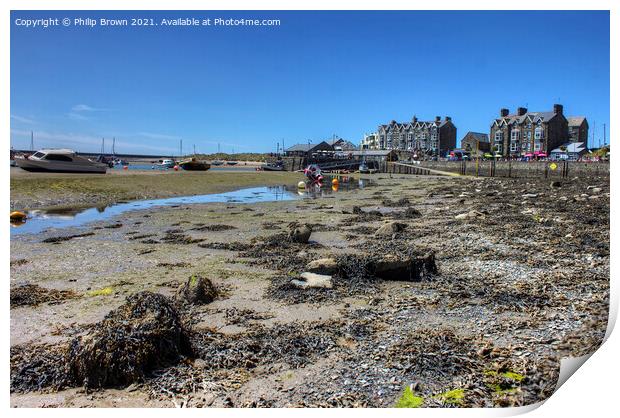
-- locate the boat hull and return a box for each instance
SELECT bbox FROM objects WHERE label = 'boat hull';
[179,162,211,171]
[15,158,107,174]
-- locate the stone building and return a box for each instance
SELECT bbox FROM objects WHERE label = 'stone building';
[460,132,490,154]
[567,117,589,148]
[376,116,457,156]
[489,104,569,157]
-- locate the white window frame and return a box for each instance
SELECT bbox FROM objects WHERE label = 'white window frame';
[494,131,503,143]
[535,127,544,140]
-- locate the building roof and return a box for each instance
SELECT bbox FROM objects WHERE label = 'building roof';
[495,111,558,126]
[349,150,398,157]
[463,132,489,143]
[567,116,586,126]
[551,142,587,154]
[285,141,332,152]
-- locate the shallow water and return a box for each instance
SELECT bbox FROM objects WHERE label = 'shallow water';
[11,177,371,236]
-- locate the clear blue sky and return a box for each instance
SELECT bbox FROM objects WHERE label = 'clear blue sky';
[10,10,610,155]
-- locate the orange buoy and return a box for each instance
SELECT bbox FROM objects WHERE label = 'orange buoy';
[332,178,339,186]
[10,211,27,222]
[332,184,339,192]
[173,165,179,171]
[123,165,129,170]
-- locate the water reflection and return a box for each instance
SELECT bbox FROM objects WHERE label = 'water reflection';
[11,177,373,236]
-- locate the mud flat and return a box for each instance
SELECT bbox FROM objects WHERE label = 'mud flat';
[10,173,609,408]
[10,168,301,211]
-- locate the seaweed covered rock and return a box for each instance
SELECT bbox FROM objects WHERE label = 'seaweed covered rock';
[375,221,407,237]
[66,291,191,389]
[175,274,217,305]
[370,253,437,282]
[305,258,339,275]
[289,224,312,244]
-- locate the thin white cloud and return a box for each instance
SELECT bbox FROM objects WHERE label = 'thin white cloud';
[67,112,90,121]
[71,104,106,112]
[10,114,35,124]
[138,132,179,140]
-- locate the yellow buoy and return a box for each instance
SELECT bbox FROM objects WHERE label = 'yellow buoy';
[332,184,339,192]
[331,178,339,186]
[297,181,306,189]
[10,211,27,222]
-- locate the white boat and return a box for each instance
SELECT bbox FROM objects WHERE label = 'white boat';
[15,149,108,173]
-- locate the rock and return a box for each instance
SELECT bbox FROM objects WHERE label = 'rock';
[590,187,602,194]
[375,221,406,236]
[306,258,339,275]
[371,253,437,282]
[291,272,333,289]
[550,181,562,188]
[289,224,312,243]
[175,275,217,305]
[455,210,484,221]
[521,193,539,198]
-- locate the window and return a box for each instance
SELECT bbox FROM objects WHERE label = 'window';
[494,131,503,143]
[534,142,542,151]
[495,144,503,153]
[32,152,45,158]
[511,130,520,141]
[535,127,544,140]
[510,141,519,152]
[523,141,531,152]
[45,154,73,162]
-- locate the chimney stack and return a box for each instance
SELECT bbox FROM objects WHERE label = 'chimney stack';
[517,107,528,116]
[412,116,418,123]
[445,116,452,121]
[500,108,509,117]
[553,104,563,115]
[435,116,441,122]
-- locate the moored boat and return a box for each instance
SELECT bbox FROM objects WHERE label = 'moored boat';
[262,160,285,171]
[179,158,211,171]
[15,149,108,173]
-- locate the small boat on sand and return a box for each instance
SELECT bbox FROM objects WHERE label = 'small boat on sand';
[226,161,239,166]
[211,160,224,166]
[179,158,211,171]
[262,160,285,171]
[15,149,108,173]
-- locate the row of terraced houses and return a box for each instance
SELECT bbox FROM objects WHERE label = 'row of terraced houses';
[361,104,589,158]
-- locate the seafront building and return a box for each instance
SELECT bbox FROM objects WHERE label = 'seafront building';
[489,104,589,158]
[372,116,457,156]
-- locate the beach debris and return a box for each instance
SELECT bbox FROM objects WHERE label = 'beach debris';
[305,258,339,275]
[289,224,313,244]
[375,221,407,237]
[42,232,95,243]
[454,210,485,221]
[550,181,562,188]
[66,291,192,389]
[175,275,217,305]
[10,284,78,308]
[291,272,334,289]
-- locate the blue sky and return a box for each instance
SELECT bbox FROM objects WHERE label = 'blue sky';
[10,10,610,155]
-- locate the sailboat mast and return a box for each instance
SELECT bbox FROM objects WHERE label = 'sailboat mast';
[30,131,34,151]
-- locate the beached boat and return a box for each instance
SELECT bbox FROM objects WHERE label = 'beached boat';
[179,158,211,171]
[226,161,239,166]
[262,160,285,171]
[15,149,108,173]
[211,160,224,166]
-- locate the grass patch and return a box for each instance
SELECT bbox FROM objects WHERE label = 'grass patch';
[434,388,465,405]
[87,287,114,297]
[395,387,424,408]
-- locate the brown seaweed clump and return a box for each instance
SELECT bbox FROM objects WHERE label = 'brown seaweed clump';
[175,275,218,305]
[66,291,192,389]
[10,284,78,308]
